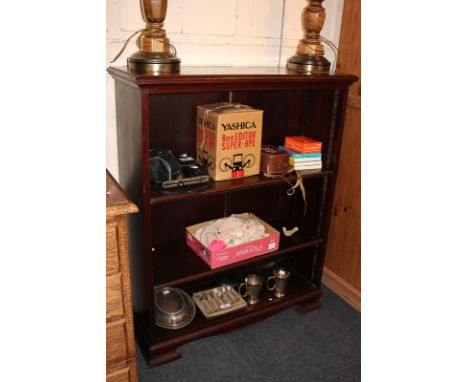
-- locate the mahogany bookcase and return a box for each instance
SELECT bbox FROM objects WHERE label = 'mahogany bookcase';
[108,66,357,367]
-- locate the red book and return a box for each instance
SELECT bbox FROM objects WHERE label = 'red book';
[284,135,322,154]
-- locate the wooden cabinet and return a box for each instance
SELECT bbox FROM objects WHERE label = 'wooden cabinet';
[106,171,138,382]
[324,0,361,310]
[108,66,357,367]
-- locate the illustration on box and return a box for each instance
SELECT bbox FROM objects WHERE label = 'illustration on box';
[219,153,256,178]
[185,213,280,269]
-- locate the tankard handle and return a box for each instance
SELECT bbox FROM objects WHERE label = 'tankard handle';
[266,276,276,291]
[238,283,247,297]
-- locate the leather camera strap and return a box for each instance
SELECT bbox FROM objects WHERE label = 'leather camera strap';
[263,167,307,216]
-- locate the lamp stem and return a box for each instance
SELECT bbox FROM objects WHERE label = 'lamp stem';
[128,0,180,74]
[287,0,330,74]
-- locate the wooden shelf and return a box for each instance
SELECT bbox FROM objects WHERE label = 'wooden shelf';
[135,271,323,366]
[153,234,323,289]
[150,169,333,205]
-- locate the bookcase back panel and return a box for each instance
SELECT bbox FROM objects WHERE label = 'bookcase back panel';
[149,179,324,246]
[302,90,337,138]
[147,89,340,172]
[225,178,322,240]
[231,90,336,144]
[302,90,343,171]
[291,247,319,282]
[230,90,303,145]
[225,185,288,227]
[151,195,225,245]
[200,253,302,288]
[148,92,229,156]
[294,177,327,238]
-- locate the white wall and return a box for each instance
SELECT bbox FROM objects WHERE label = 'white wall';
[106,0,344,178]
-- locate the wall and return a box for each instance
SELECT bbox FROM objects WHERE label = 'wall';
[106,0,344,177]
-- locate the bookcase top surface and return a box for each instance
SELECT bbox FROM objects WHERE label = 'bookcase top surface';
[107,66,358,87]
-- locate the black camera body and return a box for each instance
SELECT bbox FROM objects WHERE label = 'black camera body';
[149,149,181,183]
[179,154,208,178]
[149,149,209,192]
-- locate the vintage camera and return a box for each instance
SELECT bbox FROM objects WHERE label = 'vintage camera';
[178,153,208,178]
[149,149,209,191]
[149,149,181,183]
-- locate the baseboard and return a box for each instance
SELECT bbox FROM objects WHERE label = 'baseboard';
[322,267,361,311]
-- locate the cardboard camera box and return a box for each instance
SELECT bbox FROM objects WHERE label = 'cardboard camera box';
[196,103,263,181]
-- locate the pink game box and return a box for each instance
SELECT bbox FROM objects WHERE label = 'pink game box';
[185,213,280,269]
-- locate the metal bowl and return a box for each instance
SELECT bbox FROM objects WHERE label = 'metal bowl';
[154,287,195,330]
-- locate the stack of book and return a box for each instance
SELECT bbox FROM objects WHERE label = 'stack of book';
[280,135,323,171]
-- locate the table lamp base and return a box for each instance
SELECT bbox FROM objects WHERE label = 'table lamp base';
[287,55,330,74]
[128,51,180,74]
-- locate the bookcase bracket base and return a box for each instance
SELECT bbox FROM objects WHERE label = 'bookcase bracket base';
[296,299,323,315]
[149,348,182,367]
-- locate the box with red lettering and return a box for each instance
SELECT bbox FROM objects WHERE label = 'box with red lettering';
[185,213,280,269]
[196,103,263,181]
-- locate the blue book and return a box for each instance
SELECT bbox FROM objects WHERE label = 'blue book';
[278,146,322,159]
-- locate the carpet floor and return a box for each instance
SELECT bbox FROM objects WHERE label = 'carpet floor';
[136,286,361,382]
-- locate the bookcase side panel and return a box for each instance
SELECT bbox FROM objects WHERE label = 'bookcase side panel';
[114,81,150,317]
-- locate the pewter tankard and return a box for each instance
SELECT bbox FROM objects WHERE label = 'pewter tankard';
[266,268,290,298]
[238,274,263,305]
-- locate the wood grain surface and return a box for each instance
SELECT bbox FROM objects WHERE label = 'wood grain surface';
[106,319,128,368]
[107,170,139,217]
[107,171,139,381]
[106,223,120,276]
[322,266,361,311]
[325,106,361,289]
[335,0,361,100]
[107,367,130,382]
[107,273,124,320]
[325,0,361,296]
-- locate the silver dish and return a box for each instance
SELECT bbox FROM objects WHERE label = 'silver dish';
[154,287,196,330]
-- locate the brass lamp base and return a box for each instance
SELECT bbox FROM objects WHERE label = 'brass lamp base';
[287,55,330,74]
[128,51,180,74]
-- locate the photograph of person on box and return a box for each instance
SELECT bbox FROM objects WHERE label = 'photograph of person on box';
[194,214,270,251]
